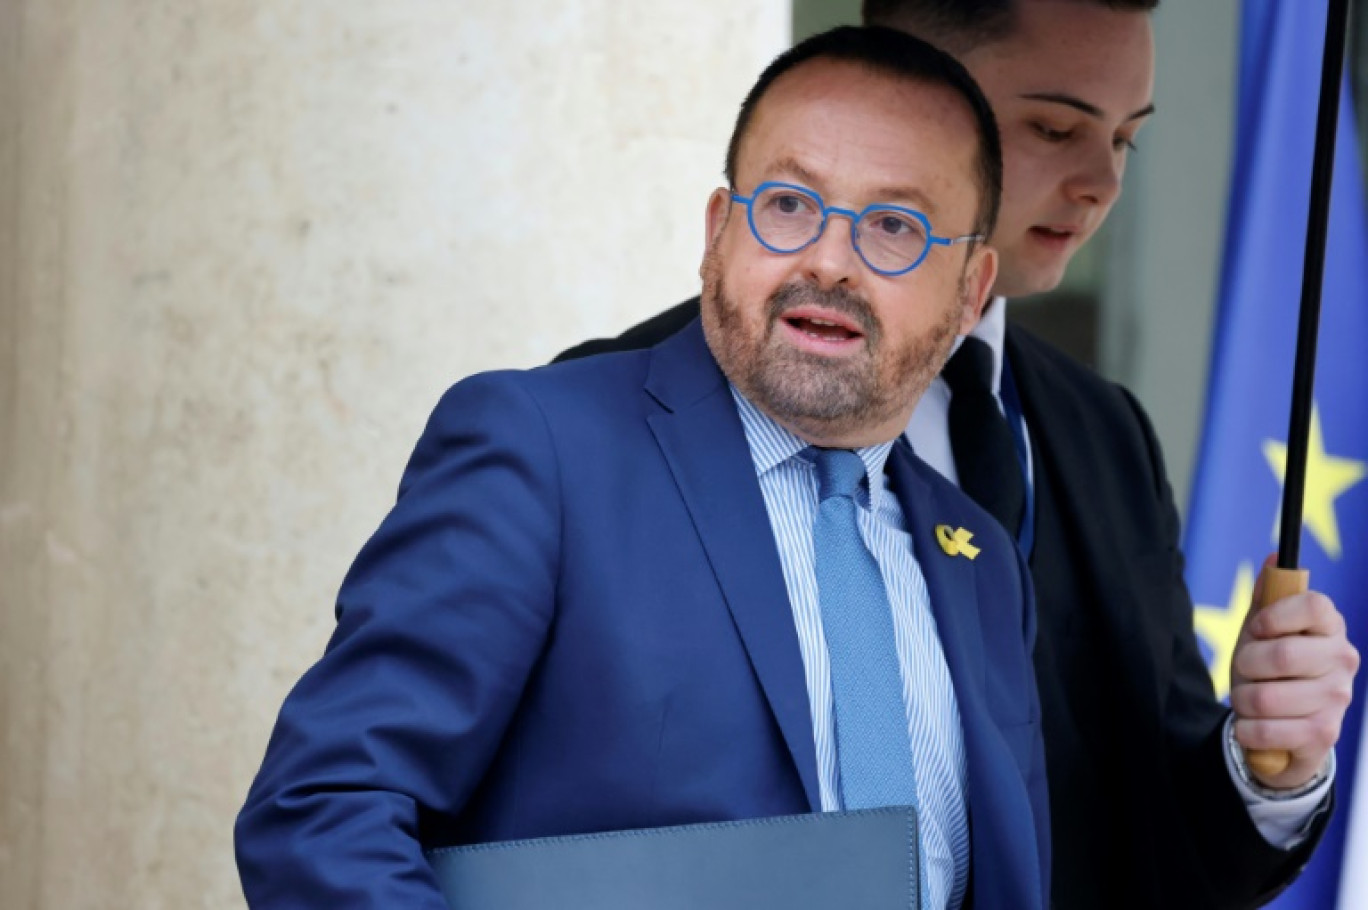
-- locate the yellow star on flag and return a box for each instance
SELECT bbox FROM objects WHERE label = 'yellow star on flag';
[1263,405,1367,560]
[1193,562,1256,701]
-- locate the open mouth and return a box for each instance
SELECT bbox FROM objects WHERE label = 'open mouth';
[785,315,862,342]
[776,308,867,355]
[1029,225,1077,243]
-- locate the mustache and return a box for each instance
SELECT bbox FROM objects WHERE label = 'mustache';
[767,282,879,338]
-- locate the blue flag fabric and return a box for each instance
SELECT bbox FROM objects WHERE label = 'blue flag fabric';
[1184,1,1368,906]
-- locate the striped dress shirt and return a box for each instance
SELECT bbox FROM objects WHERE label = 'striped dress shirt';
[730,387,970,909]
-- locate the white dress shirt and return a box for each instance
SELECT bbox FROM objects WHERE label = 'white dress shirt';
[905,296,1331,850]
[732,386,970,909]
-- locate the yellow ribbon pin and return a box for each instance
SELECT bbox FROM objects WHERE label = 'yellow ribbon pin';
[935,525,981,560]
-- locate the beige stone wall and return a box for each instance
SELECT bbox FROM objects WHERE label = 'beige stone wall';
[0,2,789,906]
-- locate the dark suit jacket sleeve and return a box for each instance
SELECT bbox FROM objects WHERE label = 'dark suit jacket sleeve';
[554,298,702,362]
[1017,530,1053,905]
[1116,386,1330,905]
[234,373,562,908]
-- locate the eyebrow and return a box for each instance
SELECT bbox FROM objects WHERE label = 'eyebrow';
[769,157,824,189]
[767,157,940,215]
[1018,92,1156,123]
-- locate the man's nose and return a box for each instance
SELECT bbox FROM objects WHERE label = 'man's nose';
[1065,143,1124,208]
[799,212,864,288]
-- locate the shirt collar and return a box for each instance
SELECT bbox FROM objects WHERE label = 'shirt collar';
[953,294,1008,395]
[729,384,897,510]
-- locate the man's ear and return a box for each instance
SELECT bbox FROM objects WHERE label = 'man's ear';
[957,244,999,334]
[700,188,732,279]
[705,188,731,247]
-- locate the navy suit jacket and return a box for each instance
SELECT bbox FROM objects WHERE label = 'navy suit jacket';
[559,301,1333,908]
[235,321,1050,909]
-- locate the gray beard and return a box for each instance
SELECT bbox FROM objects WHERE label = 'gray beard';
[701,254,962,441]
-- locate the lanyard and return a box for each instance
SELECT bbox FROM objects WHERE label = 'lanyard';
[999,354,1035,561]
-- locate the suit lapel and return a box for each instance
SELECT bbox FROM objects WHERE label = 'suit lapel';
[643,322,821,810]
[887,440,986,698]
[888,441,1046,909]
[1005,327,1164,719]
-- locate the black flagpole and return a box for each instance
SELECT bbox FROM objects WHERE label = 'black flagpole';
[1247,0,1353,779]
[1276,0,1352,568]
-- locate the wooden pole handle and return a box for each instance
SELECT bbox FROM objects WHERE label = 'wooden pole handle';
[1242,565,1310,778]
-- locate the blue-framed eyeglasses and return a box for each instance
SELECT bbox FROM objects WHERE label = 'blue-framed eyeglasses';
[729,181,984,276]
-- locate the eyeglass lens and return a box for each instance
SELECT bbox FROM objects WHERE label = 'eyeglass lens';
[749,185,930,273]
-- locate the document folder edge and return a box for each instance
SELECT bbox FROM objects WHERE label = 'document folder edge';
[424,807,920,910]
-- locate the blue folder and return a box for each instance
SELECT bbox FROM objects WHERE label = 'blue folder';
[424,807,920,909]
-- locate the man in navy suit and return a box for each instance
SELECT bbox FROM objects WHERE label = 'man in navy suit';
[236,27,1048,909]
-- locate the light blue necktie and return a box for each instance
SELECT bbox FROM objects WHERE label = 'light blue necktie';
[811,448,927,902]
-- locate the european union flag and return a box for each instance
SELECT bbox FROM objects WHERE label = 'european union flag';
[1184,1,1368,906]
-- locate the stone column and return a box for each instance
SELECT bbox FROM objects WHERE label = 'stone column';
[0,2,789,906]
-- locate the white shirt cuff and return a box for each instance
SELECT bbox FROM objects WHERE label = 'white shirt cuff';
[1222,713,1334,850]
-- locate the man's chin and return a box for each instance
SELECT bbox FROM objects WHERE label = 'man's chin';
[742,353,876,425]
[990,267,1068,300]
[990,240,1083,299]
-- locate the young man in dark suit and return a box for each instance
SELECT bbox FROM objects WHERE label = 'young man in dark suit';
[556,3,1360,908]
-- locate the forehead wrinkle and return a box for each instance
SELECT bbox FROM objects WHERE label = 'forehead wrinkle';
[761,156,941,216]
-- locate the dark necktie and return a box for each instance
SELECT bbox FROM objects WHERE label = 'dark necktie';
[941,337,1026,535]
[810,448,926,902]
